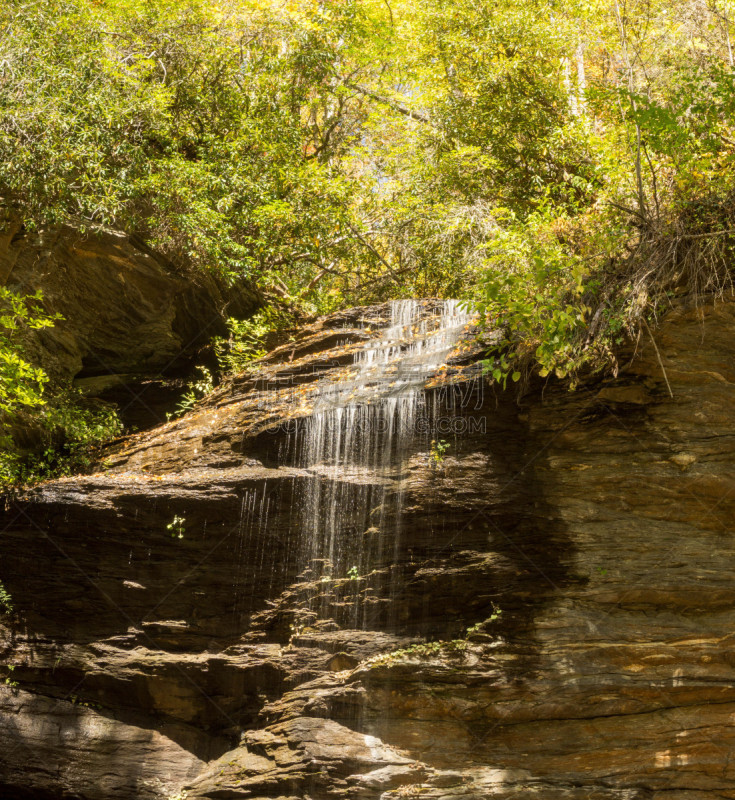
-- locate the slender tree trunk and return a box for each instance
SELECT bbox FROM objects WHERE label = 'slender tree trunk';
[562,55,578,116]
[720,0,735,67]
[613,0,647,218]
[575,39,587,114]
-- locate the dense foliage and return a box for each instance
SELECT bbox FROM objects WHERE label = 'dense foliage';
[2,0,735,482]
[0,286,122,487]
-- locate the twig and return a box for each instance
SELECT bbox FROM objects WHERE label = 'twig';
[680,228,735,240]
[642,318,673,398]
[344,82,431,124]
[607,200,647,222]
[345,220,402,282]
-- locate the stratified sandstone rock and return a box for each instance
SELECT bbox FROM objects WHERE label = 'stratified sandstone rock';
[0,689,203,800]
[1,297,735,799]
[0,215,258,387]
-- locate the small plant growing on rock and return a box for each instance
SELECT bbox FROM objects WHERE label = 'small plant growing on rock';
[168,367,214,420]
[347,565,360,580]
[366,638,469,668]
[465,605,502,638]
[430,439,450,465]
[213,312,273,373]
[166,515,186,539]
[0,581,12,615]
[393,784,426,798]
[2,665,18,688]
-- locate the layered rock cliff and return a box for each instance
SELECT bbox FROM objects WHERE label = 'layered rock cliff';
[0,215,259,429]
[1,297,734,800]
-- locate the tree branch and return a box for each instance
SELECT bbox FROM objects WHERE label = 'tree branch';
[344,82,431,124]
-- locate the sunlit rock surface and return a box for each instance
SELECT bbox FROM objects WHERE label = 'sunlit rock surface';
[1,298,735,799]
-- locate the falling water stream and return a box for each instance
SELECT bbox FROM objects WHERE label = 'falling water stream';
[289,299,473,629]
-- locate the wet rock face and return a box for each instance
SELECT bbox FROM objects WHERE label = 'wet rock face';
[1,298,735,799]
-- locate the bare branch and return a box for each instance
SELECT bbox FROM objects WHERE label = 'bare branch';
[344,82,431,125]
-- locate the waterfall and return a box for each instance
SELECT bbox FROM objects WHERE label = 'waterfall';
[289,299,473,631]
